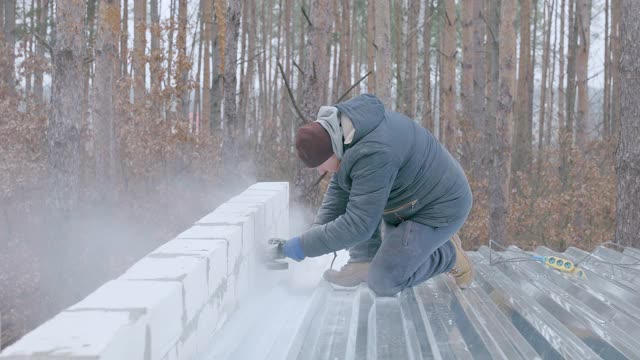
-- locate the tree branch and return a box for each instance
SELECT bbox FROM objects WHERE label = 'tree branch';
[34,32,53,57]
[301,6,312,27]
[292,59,305,75]
[336,70,373,103]
[277,60,307,124]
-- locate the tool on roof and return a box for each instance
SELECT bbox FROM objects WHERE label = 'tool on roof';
[487,240,587,279]
[260,238,289,270]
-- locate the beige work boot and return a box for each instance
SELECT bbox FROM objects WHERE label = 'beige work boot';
[323,262,370,288]
[448,234,474,289]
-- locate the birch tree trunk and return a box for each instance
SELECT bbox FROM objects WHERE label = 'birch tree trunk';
[440,0,456,154]
[512,0,532,175]
[489,0,517,245]
[575,0,590,148]
[47,0,86,211]
[93,0,120,201]
[374,0,391,108]
[615,0,640,248]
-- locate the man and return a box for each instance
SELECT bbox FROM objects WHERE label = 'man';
[280,94,473,296]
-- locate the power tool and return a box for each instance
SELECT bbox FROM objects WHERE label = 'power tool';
[261,238,289,270]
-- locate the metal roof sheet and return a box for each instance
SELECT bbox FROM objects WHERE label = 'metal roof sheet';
[206,244,640,360]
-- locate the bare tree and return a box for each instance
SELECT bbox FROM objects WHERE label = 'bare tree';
[133,0,146,103]
[93,0,120,200]
[615,0,640,248]
[211,0,223,130]
[2,0,16,90]
[404,0,419,118]
[301,0,332,119]
[561,0,578,188]
[603,0,610,139]
[546,0,558,148]
[296,0,333,205]
[374,0,391,107]
[47,0,87,211]
[176,0,189,119]
[558,0,566,139]
[489,0,517,245]
[393,0,403,109]
[538,0,553,154]
[611,0,621,135]
[121,0,129,78]
[512,0,532,175]
[421,0,433,131]
[150,0,161,100]
[367,0,376,93]
[338,0,352,101]
[471,0,486,180]
[223,0,242,143]
[460,0,473,169]
[201,0,213,130]
[33,0,49,100]
[575,0,591,147]
[439,0,456,153]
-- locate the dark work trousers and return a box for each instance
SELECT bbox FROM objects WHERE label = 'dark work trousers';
[348,215,467,296]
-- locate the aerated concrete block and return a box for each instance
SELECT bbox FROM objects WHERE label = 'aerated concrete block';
[229,194,274,227]
[242,187,288,218]
[0,311,145,360]
[195,302,220,355]
[150,239,228,298]
[68,280,182,360]
[178,329,197,360]
[195,213,256,255]
[212,203,266,245]
[120,256,208,325]
[176,225,243,275]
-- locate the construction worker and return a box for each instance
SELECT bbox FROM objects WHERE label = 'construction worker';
[280,94,473,296]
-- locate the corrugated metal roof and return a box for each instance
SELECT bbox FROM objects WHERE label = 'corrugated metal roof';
[206,244,640,360]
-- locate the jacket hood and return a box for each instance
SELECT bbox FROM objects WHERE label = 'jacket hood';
[334,94,385,144]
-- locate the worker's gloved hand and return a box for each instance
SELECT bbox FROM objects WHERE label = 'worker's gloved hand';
[282,237,305,262]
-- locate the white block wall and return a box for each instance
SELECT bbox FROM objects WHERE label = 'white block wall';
[0,182,289,360]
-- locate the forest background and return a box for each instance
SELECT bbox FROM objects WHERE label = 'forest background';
[1,0,639,349]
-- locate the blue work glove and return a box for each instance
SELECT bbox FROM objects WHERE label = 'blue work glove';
[282,237,305,262]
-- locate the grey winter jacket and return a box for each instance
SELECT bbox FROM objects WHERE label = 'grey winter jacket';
[300,94,472,257]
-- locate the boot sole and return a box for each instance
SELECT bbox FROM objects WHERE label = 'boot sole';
[452,235,474,289]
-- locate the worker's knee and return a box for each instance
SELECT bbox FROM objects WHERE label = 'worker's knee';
[368,267,404,297]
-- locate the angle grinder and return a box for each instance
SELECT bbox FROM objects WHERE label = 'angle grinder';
[261,238,289,270]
